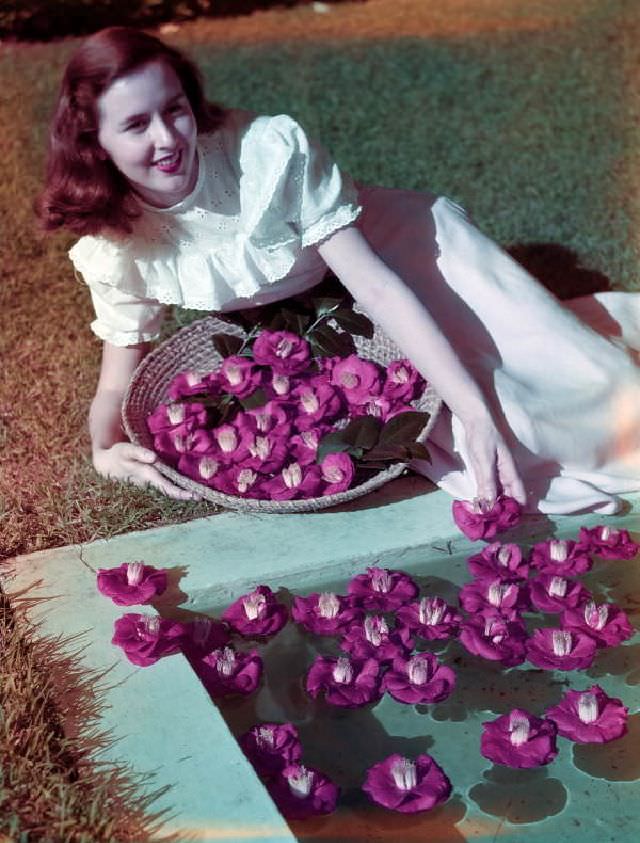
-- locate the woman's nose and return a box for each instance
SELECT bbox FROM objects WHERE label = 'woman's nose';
[149,115,175,147]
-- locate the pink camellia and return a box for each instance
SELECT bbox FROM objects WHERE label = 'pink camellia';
[381,652,456,705]
[267,763,339,820]
[97,561,167,606]
[319,452,355,495]
[305,655,383,707]
[330,354,383,405]
[166,369,212,401]
[153,427,213,462]
[238,722,303,777]
[180,616,230,660]
[458,576,530,618]
[292,592,364,636]
[362,754,451,813]
[241,431,290,476]
[192,645,262,697]
[218,355,264,398]
[466,542,529,580]
[561,601,634,648]
[459,612,527,667]
[396,596,462,641]
[260,461,324,501]
[452,496,522,541]
[291,378,344,431]
[252,330,311,375]
[529,538,593,576]
[263,370,294,400]
[351,394,412,423]
[210,423,254,466]
[221,586,288,638]
[288,427,328,466]
[545,685,629,743]
[381,359,427,403]
[480,709,558,768]
[525,627,597,671]
[528,574,592,614]
[347,566,419,612]
[245,401,293,436]
[177,453,223,487]
[577,525,639,560]
[111,613,187,667]
[146,400,208,435]
[340,615,413,664]
[215,465,266,498]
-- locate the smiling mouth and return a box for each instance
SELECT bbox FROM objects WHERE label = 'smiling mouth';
[154,150,182,173]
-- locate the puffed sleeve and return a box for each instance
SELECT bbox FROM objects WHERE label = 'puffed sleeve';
[240,113,363,251]
[69,235,166,346]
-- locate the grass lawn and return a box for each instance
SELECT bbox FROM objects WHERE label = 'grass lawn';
[1,0,639,838]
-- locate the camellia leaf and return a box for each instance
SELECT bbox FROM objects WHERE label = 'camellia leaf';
[359,444,407,462]
[308,324,356,357]
[405,442,431,462]
[331,308,375,339]
[312,296,344,317]
[316,430,355,463]
[340,415,383,449]
[378,411,430,445]
[212,333,244,358]
[238,388,269,410]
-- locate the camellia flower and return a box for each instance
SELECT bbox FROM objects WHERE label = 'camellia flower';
[330,354,383,405]
[347,566,419,612]
[525,627,597,671]
[221,585,288,638]
[528,538,593,576]
[243,402,293,436]
[381,652,456,705]
[218,355,263,398]
[561,601,634,648]
[111,612,187,667]
[319,452,355,495]
[362,754,451,813]
[395,596,462,641]
[267,763,339,819]
[166,369,212,401]
[340,615,413,663]
[176,453,223,487]
[238,722,303,777]
[452,496,522,541]
[381,359,427,403]
[292,592,364,636]
[545,685,629,743]
[180,616,230,660]
[260,461,324,501]
[291,378,344,431]
[252,330,311,375]
[192,645,263,697]
[459,612,527,667]
[288,427,328,466]
[146,400,208,435]
[480,709,558,768]
[577,526,639,560]
[466,542,529,580]
[242,431,289,476]
[210,423,253,466]
[97,561,167,606]
[458,576,530,618]
[305,655,383,707]
[528,574,592,614]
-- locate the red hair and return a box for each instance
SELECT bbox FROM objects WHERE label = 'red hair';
[35,27,227,237]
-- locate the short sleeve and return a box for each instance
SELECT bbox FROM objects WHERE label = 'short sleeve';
[241,113,363,251]
[69,235,165,346]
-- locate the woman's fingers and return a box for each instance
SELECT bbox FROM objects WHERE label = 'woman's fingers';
[496,443,527,505]
[120,457,201,501]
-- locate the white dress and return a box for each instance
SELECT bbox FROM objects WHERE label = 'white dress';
[69,108,640,516]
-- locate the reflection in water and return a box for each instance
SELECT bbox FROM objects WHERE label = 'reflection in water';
[469,765,567,824]
[573,713,640,781]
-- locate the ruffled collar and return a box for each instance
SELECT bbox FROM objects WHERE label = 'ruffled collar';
[133,145,206,215]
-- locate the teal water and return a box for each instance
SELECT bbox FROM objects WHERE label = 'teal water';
[204,523,640,843]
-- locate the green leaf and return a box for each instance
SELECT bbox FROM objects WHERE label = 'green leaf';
[340,415,383,449]
[316,430,354,463]
[378,411,430,446]
[359,444,407,462]
[212,333,244,358]
[331,308,375,338]
[308,324,356,357]
[312,296,343,317]
[405,442,431,462]
[238,388,269,410]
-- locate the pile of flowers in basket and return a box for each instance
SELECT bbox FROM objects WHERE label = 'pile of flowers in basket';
[145,294,432,500]
[96,502,637,819]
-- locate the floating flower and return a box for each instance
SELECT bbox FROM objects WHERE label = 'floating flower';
[252,330,311,375]
[347,566,419,612]
[111,612,187,667]
[525,628,597,671]
[528,574,592,614]
[381,652,456,705]
[545,686,629,743]
[459,613,527,667]
[466,542,529,580]
[180,616,230,659]
[218,355,263,398]
[238,722,303,777]
[382,359,427,403]
[260,461,324,500]
[268,763,339,819]
[221,586,288,638]
[458,576,530,618]
[362,754,451,813]
[480,709,558,768]
[193,645,262,697]
[340,615,413,663]
[319,452,355,495]
[529,539,593,576]
[97,561,167,606]
[561,601,634,648]
[292,592,364,636]
[305,655,383,707]
[330,354,383,404]
[452,496,522,541]
[577,526,639,560]
[395,596,462,641]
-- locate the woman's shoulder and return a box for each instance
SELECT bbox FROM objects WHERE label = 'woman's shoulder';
[68,229,138,288]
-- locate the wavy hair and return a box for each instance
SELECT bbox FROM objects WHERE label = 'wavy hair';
[35,27,228,236]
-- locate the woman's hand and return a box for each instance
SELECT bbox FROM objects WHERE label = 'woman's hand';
[459,410,526,505]
[93,442,200,501]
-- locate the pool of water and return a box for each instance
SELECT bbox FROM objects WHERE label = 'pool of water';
[197,523,640,842]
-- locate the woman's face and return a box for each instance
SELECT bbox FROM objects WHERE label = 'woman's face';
[97,60,198,208]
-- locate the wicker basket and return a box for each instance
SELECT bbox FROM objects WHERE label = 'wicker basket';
[122,314,441,513]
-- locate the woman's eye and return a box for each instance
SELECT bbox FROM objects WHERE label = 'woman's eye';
[126,120,146,132]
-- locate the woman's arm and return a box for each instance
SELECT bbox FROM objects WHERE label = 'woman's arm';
[90,341,198,500]
[317,225,525,503]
